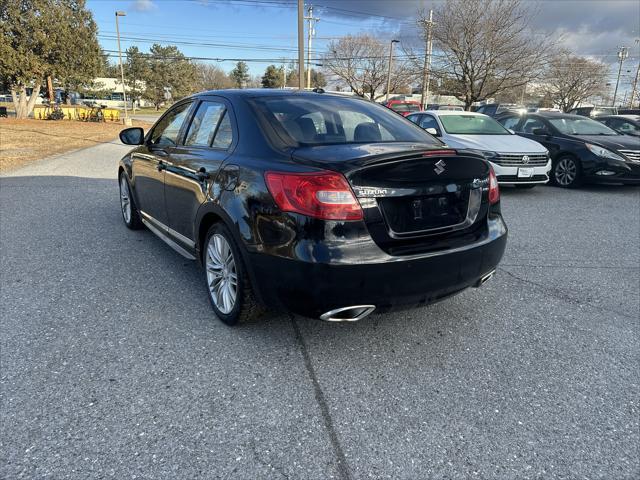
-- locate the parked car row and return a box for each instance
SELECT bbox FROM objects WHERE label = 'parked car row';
[405,108,639,188]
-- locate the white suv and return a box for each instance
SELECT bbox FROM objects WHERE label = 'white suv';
[408,111,551,188]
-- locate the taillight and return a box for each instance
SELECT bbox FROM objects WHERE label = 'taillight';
[488,166,500,204]
[264,171,363,221]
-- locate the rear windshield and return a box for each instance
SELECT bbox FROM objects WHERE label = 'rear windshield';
[439,114,510,135]
[249,95,438,146]
[390,103,420,113]
[549,117,619,135]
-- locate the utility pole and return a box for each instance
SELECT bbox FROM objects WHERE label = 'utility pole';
[115,11,131,125]
[612,46,628,107]
[420,9,434,110]
[297,0,304,90]
[629,39,640,108]
[304,5,320,89]
[385,40,399,103]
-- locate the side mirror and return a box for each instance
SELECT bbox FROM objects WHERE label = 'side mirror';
[119,127,144,145]
[425,127,440,136]
[532,128,549,136]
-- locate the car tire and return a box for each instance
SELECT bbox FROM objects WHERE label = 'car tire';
[119,172,144,229]
[515,184,537,189]
[203,223,262,326]
[551,155,582,188]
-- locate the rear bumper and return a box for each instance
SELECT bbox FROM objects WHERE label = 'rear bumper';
[247,215,507,319]
[492,160,551,184]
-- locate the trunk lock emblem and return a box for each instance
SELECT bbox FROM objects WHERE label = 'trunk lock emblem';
[522,155,530,164]
[434,159,446,175]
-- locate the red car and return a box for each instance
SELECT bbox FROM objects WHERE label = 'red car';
[383,100,421,116]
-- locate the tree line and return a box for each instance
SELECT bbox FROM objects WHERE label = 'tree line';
[1,0,629,119]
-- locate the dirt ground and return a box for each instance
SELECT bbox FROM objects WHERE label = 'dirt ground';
[0,118,151,173]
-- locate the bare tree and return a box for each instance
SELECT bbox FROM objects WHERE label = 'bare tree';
[194,63,232,91]
[323,34,413,100]
[541,51,609,112]
[419,0,553,110]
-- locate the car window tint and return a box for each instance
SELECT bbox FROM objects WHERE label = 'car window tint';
[406,114,421,125]
[419,115,439,131]
[521,118,545,133]
[212,111,233,149]
[185,102,225,147]
[250,96,438,146]
[500,116,521,130]
[150,103,191,147]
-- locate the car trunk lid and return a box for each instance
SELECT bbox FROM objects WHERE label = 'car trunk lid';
[291,143,491,254]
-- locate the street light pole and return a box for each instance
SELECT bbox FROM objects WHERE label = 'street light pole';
[612,46,628,107]
[385,40,399,103]
[115,11,130,125]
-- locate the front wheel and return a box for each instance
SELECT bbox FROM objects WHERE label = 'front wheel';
[204,224,262,326]
[552,156,582,188]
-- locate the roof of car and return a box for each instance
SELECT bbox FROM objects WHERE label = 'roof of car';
[191,88,362,100]
[599,114,640,121]
[423,110,485,116]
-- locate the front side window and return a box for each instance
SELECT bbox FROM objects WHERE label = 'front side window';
[185,101,225,147]
[438,114,510,135]
[419,115,439,131]
[617,120,640,135]
[150,102,192,147]
[250,95,439,146]
[521,118,545,134]
[549,117,619,135]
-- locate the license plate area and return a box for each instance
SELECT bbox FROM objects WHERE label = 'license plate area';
[518,167,534,178]
[378,189,473,237]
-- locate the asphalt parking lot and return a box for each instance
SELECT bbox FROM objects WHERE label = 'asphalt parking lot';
[1,142,638,479]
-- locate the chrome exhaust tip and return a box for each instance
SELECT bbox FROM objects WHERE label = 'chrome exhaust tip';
[474,269,496,288]
[320,305,376,322]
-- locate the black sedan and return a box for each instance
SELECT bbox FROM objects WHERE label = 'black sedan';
[118,90,507,325]
[496,112,640,187]
[597,115,640,137]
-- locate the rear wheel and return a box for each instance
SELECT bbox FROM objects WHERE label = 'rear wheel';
[552,155,582,188]
[204,224,262,326]
[119,172,143,229]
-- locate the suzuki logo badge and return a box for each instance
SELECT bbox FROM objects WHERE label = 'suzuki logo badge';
[434,159,446,175]
[522,155,530,164]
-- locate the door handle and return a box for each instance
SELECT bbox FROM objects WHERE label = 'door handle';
[157,161,166,171]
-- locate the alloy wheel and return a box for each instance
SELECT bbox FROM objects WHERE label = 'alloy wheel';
[206,234,238,314]
[119,176,131,223]
[555,158,577,186]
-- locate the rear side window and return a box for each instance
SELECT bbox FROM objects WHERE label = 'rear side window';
[212,112,233,149]
[185,102,225,147]
[150,102,192,147]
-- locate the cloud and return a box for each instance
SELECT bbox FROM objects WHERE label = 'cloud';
[131,0,156,12]
[317,0,639,59]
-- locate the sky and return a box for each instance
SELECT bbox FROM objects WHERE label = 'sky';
[88,0,640,96]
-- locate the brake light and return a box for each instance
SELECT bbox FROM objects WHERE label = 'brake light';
[264,171,363,221]
[488,166,500,204]
[422,149,457,156]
